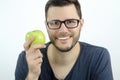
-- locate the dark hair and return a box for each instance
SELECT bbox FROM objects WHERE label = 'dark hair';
[45,0,82,20]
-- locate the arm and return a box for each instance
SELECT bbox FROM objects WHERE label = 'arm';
[15,51,44,80]
[15,37,46,80]
[15,51,28,80]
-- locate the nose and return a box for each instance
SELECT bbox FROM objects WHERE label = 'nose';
[59,23,68,32]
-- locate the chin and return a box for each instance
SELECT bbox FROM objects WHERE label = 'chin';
[56,47,73,52]
[54,41,78,52]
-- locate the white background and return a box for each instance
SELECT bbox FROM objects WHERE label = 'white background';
[0,0,120,80]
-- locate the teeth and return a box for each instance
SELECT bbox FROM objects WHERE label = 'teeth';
[58,36,69,40]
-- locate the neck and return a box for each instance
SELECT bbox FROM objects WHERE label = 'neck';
[48,42,80,65]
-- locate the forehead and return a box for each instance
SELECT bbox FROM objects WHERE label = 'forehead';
[47,4,79,21]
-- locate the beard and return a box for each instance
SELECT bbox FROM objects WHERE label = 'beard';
[53,40,78,52]
[49,32,80,52]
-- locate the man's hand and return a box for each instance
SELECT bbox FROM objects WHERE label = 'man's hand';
[24,37,46,80]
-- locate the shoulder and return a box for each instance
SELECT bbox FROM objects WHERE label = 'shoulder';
[17,51,26,61]
[79,42,113,79]
[80,41,109,55]
[15,51,28,80]
[80,42,107,50]
[79,41,111,64]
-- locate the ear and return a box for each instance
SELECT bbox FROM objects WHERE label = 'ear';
[45,21,48,29]
[80,19,84,27]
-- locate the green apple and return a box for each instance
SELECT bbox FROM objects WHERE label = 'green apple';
[25,30,46,46]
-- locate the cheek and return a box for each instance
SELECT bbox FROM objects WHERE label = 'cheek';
[74,27,81,34]
[47,30,57,39]
[73,28,81,39]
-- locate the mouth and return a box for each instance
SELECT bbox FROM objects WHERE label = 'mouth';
[56,36,71,43]
[58,36,70,40]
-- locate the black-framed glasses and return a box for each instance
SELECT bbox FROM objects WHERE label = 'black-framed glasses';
[46,19,80,30]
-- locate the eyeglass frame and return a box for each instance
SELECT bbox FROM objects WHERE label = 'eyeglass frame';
[46,19,80,30]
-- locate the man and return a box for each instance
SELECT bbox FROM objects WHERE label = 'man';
[15,0,113,80]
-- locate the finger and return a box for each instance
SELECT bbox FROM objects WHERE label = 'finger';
[34,57,43,65]
[26,49,43,61]
[24,36,34,50]
[36,50,43,58]
[29,44,46,52]
[27,44,46,56]
[33,50,43,60]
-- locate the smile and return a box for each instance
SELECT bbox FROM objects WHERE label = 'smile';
[56,36,72,43]
[58,36,70,40]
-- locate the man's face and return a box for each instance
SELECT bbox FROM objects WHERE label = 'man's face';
[46,4,84,52]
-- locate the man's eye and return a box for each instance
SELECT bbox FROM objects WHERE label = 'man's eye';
[51,21,60,25]
[66,20,76,24]
[54,21,60,25]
